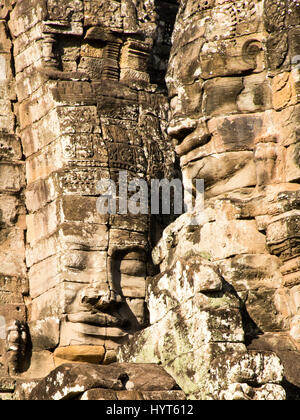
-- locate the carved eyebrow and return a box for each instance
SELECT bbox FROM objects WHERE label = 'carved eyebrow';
[111,246,147,259]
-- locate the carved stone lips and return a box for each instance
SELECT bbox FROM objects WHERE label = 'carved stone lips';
[67,312,126,328]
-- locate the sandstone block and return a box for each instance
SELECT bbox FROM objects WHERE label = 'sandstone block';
[120,275,146,299]
[241,288,288,332]
[26,202,109,247]
[198,220,267,261]
[14,379,41,401]
[272,71,299,111]
[29,282,83,320]
[14,40,45,74]
[22,106,101,156]
[9,0,47,38]
[273,105,300,147]
[59,320,106,347]
[0,304,26,330]
[203,77,243,117]
[54,345,105,364]
[207,114,263,153]
[226,351,284,385]
[218,254,283,292]
[25,140,64,184]
[0,228,26,277]
[0,134,22,161]
[290,316,300,343]
[285,143,300,183]
[237,73,272,113]
[182,151,257,198]
[0,275,28,296]
[0,195,21,228]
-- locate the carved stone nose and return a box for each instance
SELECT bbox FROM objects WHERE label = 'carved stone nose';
[81,286,122,312]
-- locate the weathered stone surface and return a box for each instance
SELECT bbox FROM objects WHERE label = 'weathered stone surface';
[18,351,56,380]
[0,377,15,392]
[248,333,300,391]
[14,379,45,401]
[146,0,300,399]
[29,363,125,400]
[119,253,285,400]
[4,0,175,369]
[53,346,105,364]
[140,391,186,401]
[79,388,118,400]
[28,318,60,350]
[1,0,300,402]
[116,363,178,392]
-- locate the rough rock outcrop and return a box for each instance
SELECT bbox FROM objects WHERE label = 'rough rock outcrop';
[27,363,185,401]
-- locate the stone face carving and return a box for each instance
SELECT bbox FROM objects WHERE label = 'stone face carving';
[119,253,286,400]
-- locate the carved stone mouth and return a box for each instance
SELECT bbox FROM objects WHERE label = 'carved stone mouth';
[168,118,211,159]
[67,312,126,328]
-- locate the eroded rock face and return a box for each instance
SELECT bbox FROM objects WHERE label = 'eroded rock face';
[0,0,300,401]
[119,254,286,400]
[0,0,28,383]
[27,362,184,401]
[0,0,177,373]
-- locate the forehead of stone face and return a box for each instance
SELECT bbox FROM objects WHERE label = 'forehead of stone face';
[168,0,261,89]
